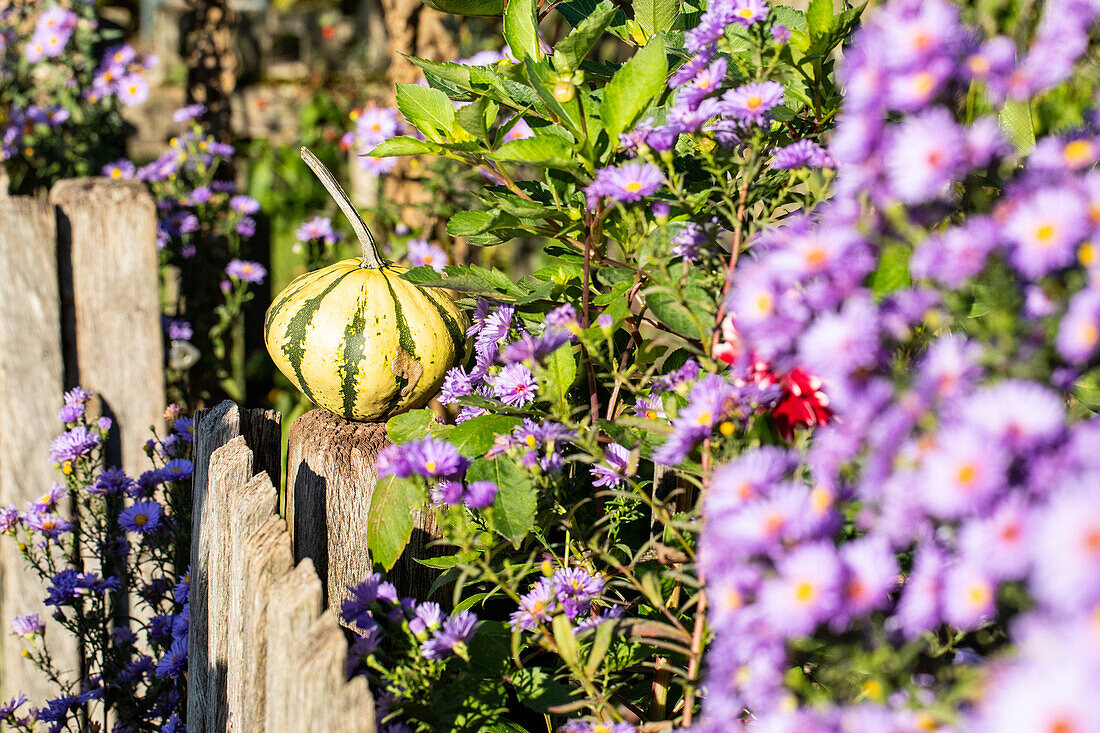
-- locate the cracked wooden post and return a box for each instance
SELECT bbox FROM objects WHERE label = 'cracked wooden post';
[285,408,442,613]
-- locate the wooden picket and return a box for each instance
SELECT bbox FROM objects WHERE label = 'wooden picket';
[0,180,164,705]
[189,402,377,733]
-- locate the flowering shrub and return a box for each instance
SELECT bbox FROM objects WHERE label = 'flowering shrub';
[0,389,192,731]
[353,0,852,729]
[109,104,268,405]
[339,0,1100,729]
[1,0,155,194]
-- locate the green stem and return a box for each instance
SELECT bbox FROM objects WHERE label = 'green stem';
[300,146,386,269]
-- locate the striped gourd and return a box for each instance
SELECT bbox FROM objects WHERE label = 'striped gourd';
[264,148,468,422]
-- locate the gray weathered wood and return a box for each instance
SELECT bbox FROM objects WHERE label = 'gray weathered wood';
[236,516,294,732]
[189,402,280,733]
[50,178,165,473]
[224,472,279,731]
[0,196,77,704]
[265,559,324,733]
[286,409,441,610]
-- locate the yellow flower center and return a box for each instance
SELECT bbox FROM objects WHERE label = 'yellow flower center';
[912,71,935,95]
[967,54,990,76]
[525,435,537,447]
[967,581,991,607]
[110,168,122,179]
[737,7,754,17]
[645,409,658,420]
[424,461,437,473]
[794,580,816,603]
[134,514,148,527]
[755,292,774,315]
[1080,242,1097,267]
[1034,223,1057,246]
[349,110,360,121]
[1081,323,1099,347]
[718,421,735,436]
[745,95,764,111]
[956,463,978,487]
[625,180,644,193]
[804,246,827,268]
[1064,140,1094,168]
[861,679,884,700]
[695,411,713,426]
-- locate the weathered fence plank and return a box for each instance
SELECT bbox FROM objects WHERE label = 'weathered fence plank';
[0,196,77,704]
[236,516,294,731]
[286,408,442,609]
[225,472,279,730]
[50,178,165,472]
[190,402,280,733]
[264,559,324,733]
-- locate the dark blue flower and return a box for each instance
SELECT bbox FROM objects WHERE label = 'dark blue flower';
[119,501,163,534]
[90,467,133,496]
[155,638,187,679]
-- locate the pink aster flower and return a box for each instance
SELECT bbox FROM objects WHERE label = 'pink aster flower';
[730,0,768,27]
[355,106,399,147]
[943,561,997,630]
[836,535,898,624]
[884,107,967,203]
[501,117,534,142]
[721,81,785,124]
[758,542,843,637]
[920,426,1008,518]
[405,239,448,273]
[116,74,150,107]
[1057,289,1100,363]
[585,162,664,206]
[492,363,537,407]
[1032,479,1100,613]
[1004,187,1088,278]
[959,498,1032,581]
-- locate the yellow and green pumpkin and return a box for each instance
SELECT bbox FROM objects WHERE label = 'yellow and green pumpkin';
[264,148,468,422]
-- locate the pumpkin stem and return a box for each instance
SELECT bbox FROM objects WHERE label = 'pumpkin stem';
[300,146,386,269]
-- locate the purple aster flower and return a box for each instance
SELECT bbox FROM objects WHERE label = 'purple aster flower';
[119,501,163,534]
[155,638,188,678]
[552,566,605,620]
[376,444,413,479]
[894,542,946,638]
[545,303,579,331]
[10,613,43,637]
[173,103,206,123]
[1004,186,1087,278]
[230,195,260,214]
[772,24,791,43]
[440,366,475,405]
[0,694,27,718]
[771,139,836,170]
[102,159,135,179]
[465,480,498,509]
[0,507,19,534]
[190,186,212,204]
[590,443,632,489]
[1032,482,1100,613]
[677,58,728,108]
[509,577,557,631]
[721,81,784,124]
[407,438,466,478]
[942,562,997,630]
[730,0,768,26]
[236,216,257,237]
[50,426,100,463]
[961,379,1065,448]
[420,610,479,660]
[560,721,634,733]
[652,375,738,464]
[758,542,843,637]
[159,458,193,482]
[406,239,448,273]
[668,97,722,134]
[884,107,967,203]
[116,74,149,107]
[355,106,400,147]
[670,54,713,88]
[409,601,445,637]
[225,259,267,284]
[492,363,537,407]
[165,317,194,341]
[90,467,133,496]
[296,216,341,244]
[341,573,399,628]
[910,215,999,288]
[1057,289,1100,363]
[58,403,82,423]
[585,162,664,206]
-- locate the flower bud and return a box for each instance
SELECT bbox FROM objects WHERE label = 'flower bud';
[552,81,576,104]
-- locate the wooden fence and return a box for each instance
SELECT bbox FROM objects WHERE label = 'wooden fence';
[0,181,165,704]
[189,401,439,732]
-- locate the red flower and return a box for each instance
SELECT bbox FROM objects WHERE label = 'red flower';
[773,367,831,440]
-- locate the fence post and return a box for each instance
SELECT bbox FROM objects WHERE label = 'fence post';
[50,178,165,471]
[285,408,442,610]
[0,195,78,704]
[189,402,280,733]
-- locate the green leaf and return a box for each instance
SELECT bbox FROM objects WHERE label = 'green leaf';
[633,0,678,39]
[367,476,424,570]
[600,35,667,141]
[449,210,500,236]
[771,5,806,31]
[447,414,524,457]
[455,96,494,142]
[509,667,574,713]
[468,456,536,546]
[871,242,911,296]
[489,135,576,168]
[541,344,577,410]
[386,408,434,443]
[418,0,504,15]
[367,136,443,157]
[552,614,581,668]
[646,291,704,340]
[999,99,1035,153]
[806,0,834,39]
[395,84,456,143]
[414,553,473,569]
[401,263,525,296]
[504,0,542,62]
[453,591,491,613]
[585,619,615,676]
[552,0,620,72]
